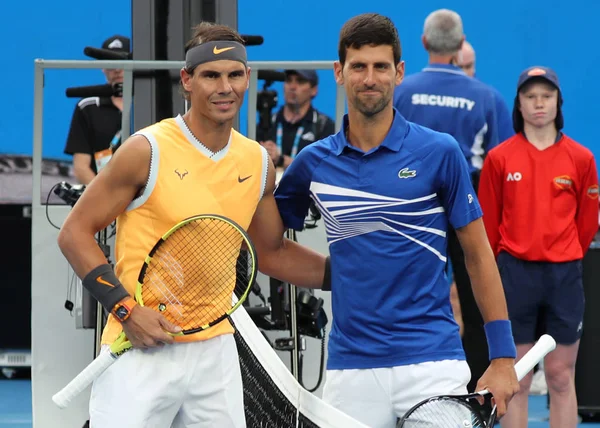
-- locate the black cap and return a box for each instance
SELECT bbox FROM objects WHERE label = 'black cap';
[517,66,560,92]
[101,35,131,53]
[284,69,318,86]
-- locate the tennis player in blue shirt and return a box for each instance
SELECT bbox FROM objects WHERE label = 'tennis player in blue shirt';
[274,13,519,428]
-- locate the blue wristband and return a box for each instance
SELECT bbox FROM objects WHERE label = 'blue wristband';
[484,320,517,360]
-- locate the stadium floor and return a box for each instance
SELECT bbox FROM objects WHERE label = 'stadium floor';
[1,379,599,428]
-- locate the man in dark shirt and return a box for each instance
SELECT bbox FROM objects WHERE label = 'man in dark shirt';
[64,35,130,184]
[257,70,335,169]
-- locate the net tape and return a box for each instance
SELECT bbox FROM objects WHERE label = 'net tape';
[231,307,368,428]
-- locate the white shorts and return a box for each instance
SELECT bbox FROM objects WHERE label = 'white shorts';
[322,359,471,428]
[89,334,245,428]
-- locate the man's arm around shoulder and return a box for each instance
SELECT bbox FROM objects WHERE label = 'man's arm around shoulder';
[247,157,327,289]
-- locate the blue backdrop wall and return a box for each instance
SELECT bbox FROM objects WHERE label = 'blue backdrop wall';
[0,1,131,159]
[2,0,599,167]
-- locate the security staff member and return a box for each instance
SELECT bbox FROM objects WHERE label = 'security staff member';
[258,70,335,169]
[64,35,130,184]
[454,40,514,142]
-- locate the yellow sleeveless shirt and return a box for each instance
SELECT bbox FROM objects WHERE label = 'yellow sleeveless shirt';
[101,115,269,345]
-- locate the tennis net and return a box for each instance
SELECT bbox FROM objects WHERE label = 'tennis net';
[231,307,368,428]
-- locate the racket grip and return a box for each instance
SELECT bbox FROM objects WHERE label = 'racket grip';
[52,350,116,409]
[478,334,556,396]
[514,334,556,381]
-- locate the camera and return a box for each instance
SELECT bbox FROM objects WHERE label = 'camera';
[65,82,124,99]
[112,82,123,98]
[287,290,328,339]
[248,286,328,340]
[255,70,286,136]
[256,82,278,133]
[54,182,85,206]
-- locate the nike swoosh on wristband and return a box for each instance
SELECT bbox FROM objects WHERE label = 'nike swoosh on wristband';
[96,276,115,288]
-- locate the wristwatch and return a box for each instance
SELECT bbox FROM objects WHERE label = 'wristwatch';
[111,297,137,322]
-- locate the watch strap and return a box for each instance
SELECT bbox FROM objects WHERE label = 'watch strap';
[111,297,137,322]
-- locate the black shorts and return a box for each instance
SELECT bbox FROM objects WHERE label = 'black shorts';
[498,251,584,345]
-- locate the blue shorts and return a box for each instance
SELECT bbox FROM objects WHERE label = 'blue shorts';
[498,251,584,345]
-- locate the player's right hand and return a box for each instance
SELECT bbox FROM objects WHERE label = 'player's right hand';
[122,306,182,348]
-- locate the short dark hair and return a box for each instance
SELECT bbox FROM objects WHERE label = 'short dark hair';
[180,22,245,100]
[512,77,564,134]
[338,13,402,66]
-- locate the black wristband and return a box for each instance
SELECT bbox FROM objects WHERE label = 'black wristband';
[322,256,331,291]
[82,264,130,312]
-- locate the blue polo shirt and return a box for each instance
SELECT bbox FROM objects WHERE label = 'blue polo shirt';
[394,64,500,173]
[488,85,514,143]
[274,110,483,370]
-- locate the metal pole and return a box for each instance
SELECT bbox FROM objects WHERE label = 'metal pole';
[287,228,300,379]
[121,70,134,141]
[32,61,45,209]
[335,83,346,133]
[34,58,336,141]
[247,70,258,141]
[34,59,335,70]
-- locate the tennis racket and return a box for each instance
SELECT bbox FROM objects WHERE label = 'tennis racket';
[52,214,257,409]
[398,334,557,428]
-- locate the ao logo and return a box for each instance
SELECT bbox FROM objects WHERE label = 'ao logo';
[507,172,522,181]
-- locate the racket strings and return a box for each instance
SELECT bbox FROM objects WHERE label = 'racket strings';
[402,398,485,428]
[141,218,255,332]
[147,270,184,319]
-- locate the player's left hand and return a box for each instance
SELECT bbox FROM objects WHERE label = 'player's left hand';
[475,357,520,418]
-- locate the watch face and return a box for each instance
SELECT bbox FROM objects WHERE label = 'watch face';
[115,306,129,320]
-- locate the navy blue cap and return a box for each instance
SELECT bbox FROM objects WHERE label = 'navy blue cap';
[285,69,318,85]
[517,66,560,91]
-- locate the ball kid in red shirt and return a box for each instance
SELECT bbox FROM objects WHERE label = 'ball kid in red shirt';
[478,66,599,428]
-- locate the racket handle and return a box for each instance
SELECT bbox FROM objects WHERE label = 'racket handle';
[514,334,556,381]
[52,350,117,409]
[478,334,556,396]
